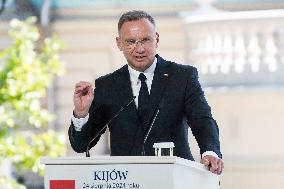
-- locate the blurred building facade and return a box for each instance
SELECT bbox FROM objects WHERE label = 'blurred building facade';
[1,0,284,188]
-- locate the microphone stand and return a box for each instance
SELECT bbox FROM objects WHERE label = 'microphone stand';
[85,96,136,157]
[141,98,164,156]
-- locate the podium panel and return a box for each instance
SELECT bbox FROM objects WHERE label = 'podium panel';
[41,156,219,189]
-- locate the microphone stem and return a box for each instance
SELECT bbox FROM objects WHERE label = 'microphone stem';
[85,96,135,157]
[141,109,160,156]
[143,109,160,144]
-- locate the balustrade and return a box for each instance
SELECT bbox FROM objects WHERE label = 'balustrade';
[181,9,284,87]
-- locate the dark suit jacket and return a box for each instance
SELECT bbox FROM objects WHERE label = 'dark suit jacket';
[69,54,222,160]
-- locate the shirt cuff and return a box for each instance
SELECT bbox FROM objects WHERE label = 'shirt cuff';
[71,113,89,131]
[202,151,219,159]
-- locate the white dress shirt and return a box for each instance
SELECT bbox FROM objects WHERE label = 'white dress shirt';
[71,57,218,159]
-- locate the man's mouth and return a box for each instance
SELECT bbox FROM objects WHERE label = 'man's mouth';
[135,56,146,61]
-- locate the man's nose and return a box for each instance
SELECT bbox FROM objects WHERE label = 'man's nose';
[134,42,145,53]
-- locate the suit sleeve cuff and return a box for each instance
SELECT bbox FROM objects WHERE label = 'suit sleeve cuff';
[202,151,220,159]
[71,113,89,131]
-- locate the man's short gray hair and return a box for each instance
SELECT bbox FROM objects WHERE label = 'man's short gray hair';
[118,10,155,32]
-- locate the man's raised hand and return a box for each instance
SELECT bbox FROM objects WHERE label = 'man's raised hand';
[73,81,94,118]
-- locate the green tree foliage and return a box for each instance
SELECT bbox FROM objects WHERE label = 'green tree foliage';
[0,17,66,188]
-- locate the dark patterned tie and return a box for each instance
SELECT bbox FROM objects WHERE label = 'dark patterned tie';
[138,73,150,122]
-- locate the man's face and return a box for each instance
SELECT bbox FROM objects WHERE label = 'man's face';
[116,18,159,72]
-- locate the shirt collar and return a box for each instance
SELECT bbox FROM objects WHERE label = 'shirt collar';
[128,57,157,84]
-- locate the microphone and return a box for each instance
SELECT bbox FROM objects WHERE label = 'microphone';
[85,96,136,157]
[141,98,164,156]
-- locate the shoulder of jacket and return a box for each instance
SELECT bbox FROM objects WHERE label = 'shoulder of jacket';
[165,60,197,74]
[95,65,127,84]
[157,55,196,71]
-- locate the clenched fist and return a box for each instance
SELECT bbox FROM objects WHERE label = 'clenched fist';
[73,81,94,118]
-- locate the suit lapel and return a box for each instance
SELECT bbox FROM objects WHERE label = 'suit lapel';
[114,65,138,117]
[142,55,172,130]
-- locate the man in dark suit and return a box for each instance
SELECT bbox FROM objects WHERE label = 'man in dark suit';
[69,10,223,174]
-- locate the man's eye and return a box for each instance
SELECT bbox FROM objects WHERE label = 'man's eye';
[126,40,135,45]
[142,38,150,42]
[142,38,152,44]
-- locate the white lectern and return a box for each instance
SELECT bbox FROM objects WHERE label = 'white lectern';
[41,156,219,189]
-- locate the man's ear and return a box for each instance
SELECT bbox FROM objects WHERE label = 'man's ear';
[155,32,160,48]
[116,37,123,51]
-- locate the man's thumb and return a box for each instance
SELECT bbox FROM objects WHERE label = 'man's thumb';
[201,157,210,166]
